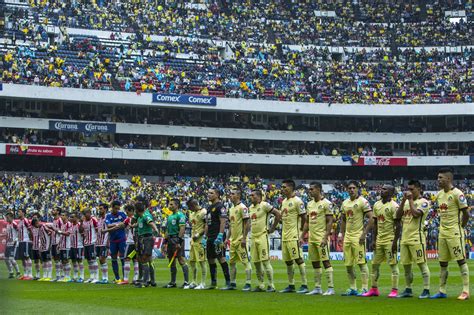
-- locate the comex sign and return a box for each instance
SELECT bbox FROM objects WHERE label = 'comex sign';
[152,93,217,106]
[49,120,116,133]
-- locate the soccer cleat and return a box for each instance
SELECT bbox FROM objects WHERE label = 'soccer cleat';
[252,286,266,292]
[186,283,197,290]
[387,289,398,298]
[60,277,71,282]
[429,292,446,299]
[279,285,296,293]
[323,288,335,296]
[85,278,93,283]
[134,283,145,289]
[357,288,368,296]
[341,288,359,296]
[220,283,236,290]
[68,278,76,283]
[398,288,413,298]
[42,278,51,282]
[118,280,129,285]
[206,283,217,290]
[37,278,45,282]
[91,279,99,284]
[297,285,309,294]
[242,283,252,292]
[149,282,157,287]
[194,284,205,290]
[361,288,380,297]
[306,287,323,295]
[113,279,123,284]
[16,272,22,279]
[266,286,276,293]
[457,292,469,300]
[180,282,190,289]
[33,277,40,281]
[22,276,33,281]
[419,289,431,299]
[96,279,109,284]
[8,273,14,279]
[76,278,84,283]
[164,282,177,288]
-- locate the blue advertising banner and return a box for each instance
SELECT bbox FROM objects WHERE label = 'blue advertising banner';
[470,155,474,164]
[152,93,216,106]
[49,120,116,133]
[0,83,3,91]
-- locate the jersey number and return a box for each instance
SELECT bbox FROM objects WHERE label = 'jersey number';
[416,249,423,258]
[453,246,461,256]
[292,248,297,255]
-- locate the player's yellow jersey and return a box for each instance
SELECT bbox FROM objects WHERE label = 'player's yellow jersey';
[190,208,207,237]
[249,201,273,238]
[401,198,430,244]
[373,200,399,244]
[281,196,306,241]
[229,202,250,242]
[342,196,371,241]
[436,187,469,239]
[307,198,333,243]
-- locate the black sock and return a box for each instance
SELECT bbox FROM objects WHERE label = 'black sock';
[149,263,155,283]
[142,263,149,284]
[171,263,177,283]
[210,263,217,284]
[220,261,230,284]
[182,264,189,283]
[120,258,125,278]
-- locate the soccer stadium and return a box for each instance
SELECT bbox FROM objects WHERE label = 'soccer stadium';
[0,0,473,313]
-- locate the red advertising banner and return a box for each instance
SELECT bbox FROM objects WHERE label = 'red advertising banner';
[6,144,66,157]
[354,157,407,166]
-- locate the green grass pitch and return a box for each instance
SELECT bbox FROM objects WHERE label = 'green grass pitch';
[1,259,473,314]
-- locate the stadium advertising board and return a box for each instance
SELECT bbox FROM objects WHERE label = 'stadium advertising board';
[152,93,217,106]
[470,155,474,164]
[354,156,408,166]
[0,83,2,91]
[49,120,116,133]
[6,144,66,157]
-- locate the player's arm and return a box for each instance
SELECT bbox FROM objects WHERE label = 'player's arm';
[408,197,422,218]
[396,197,405,220]
[268,207,281,233]
[372,217,378,248]
[460,207,469,228]
[146,217,159,235]
[301,214,309,242]
[361,210,374,245]
[242,217,250,243]
[339,213,346,242]
[392,217,401,254]
[321,214,334,248]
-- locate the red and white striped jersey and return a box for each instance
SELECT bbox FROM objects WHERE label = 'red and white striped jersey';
[82,217,98,246]
[70,223,84,249]
[39,224,52,252]
[124,217,135,244]
[96,216,109,247]
[6,222,18,246]
[58,221,72,250]
[52,217,62,245]
[31,226,40,250]
[17,218,31,242]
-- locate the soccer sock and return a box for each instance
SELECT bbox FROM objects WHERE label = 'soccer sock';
[149,262,155,284]
[5,259,13,274]
[220,261,231,284]
[46,261,52,278]
[190,261,197,283]
[10,258,20,273]
[120,258,125,279]
[286,264,295,286]
[390,264,399,290]
[263,260,274,287]
[22,261,26,276]
[111,259,119,280]
[79,262,84,279]
[325,267,334,288]
[34,261,40,278]
[133,261,139,282]
[138,261,143,281]
[26,259,32,277]
[101,263,108,280]
[403,264,413,289]
[244,262,252,284]
[41,262,47,278]
[142,263,150,284]
[64,262,71,278]
[359,264,369,291]
[439,265,448,294]
[124,261,131,281]
[371,264,380,288]
[459,263,469,294]
[199,261,207,285]
[182,263,189,283]
[73,262,79,279]
[209,263,217,284]
[170,263,177,283]
[254,262,264,287]
[418,263,430,290]
[314,268,322,289]
[346,266,356,290]
[230,263,237,284]
[55,261,62,278]
[297,262,307,286]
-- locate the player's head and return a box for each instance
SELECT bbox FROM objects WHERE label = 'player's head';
[250,190,263,205]
[134,195,149,208]
[407,179,422,198]
[282,179,296,197]
[98,203,108,215]
[309,182,323,199]
[5,212,14,223]
[83,208,92,220]
[61,211,69,222]
[437,167,453,189]
[69,212,79,223]
[18,209,25,218]
[168,198,180,212]
[31,217,40,228]
[51,207,61,217]
[186,199,199,211]
[208,188,220,202]
[124,204,135,217]
[111,200,121,213]
[229,188,242,204]
[381,184,395,199]
[346,180,360,199]
[31,212,40,220]
[135,201,145,217]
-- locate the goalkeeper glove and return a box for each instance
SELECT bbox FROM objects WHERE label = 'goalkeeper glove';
[214,233,224,246]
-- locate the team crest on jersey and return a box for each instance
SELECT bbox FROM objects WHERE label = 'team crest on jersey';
[192,219,196,225]
[172,219,176,225]
[230,216,235,222]
[459,195,466,203]
[347,210,354,217]
[439,203,448,211]
[318,205,323,209]
[377,214,385,222]
[448,196,453,201]
[289,203,293,207]
[422,202,428,208]
[251,213,257,220]
[310,211,317,220]
[220,207,227,215]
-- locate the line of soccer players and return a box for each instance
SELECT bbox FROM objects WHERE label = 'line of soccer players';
[3,168,470,300]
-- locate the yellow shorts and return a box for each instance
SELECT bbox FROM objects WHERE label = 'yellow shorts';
[400,243,426,265]
[438,237,465,262]
[189,239,206,262]
[308,242,330,262]
[229,240,249,264]
[250,233,270,263]
[373,243,397,265]
[343,240,366,266]
[282,240,302,262]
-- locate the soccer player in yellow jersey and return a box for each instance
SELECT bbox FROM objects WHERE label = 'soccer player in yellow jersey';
[224,188,252,291]
[396,180,431,299]
[186,199,207,290]
[338,181,373,296]
[249,190,281,292]
[279,179,308,294]
[301,182,335,296]
[431,168,470,300]
[361,185,401,298]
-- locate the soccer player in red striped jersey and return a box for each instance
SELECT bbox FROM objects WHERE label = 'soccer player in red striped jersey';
[4,212,21,278]
[31,214,42,280]
[17,209,33,280]
[57,212,73,282]
[51,208,63,281]
[70,212,85,282]
[82,209,99,283]
[96,204,110,283]
[121,204,139,285]
[31,218,54,281]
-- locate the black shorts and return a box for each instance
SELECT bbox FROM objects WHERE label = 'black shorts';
[18,242,32,260]
[138,235,154,256]
[5,245,18,259]
[167,236,185,259]
[32,249,41,261]
[41,251,52,261]
[95,246,108,258]
[60,249,70,261]
[70,248,84,261]
[124,243,136,257]
[51,244,60,259]
[206,238,226,260]
[84,245,96,260]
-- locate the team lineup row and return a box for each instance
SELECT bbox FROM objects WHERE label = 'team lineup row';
[3,168,470,300]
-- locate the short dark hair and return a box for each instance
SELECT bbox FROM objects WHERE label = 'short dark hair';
[6,212,14,218]
[310,182,322,190]
[251,190,263,198]
[438,168,453,175]
[347,180,359,188]
[54,207,62,215]
[111,200,121,208]
[209,188,221,196]
[83,209,91,215]
[124,204,135,213]
[135,202,145,213]
[231,187,242,196]
[134,195,149,206]
[282,179,296,190]
[170,198,180,207]
[31,217,39,226]
[407,179,422,189]
[186,199,199,208]
[99,203,109,210]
